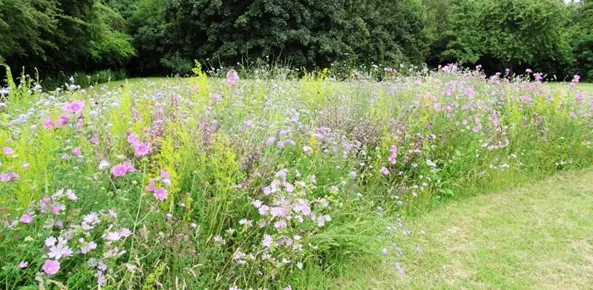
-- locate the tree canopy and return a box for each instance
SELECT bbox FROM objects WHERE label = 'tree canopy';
[0,0,592,80]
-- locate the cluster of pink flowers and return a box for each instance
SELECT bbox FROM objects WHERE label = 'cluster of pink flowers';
[111,162,136,177]
[226,70,240,86]
[42,115,70,129]
[569,74,580,88]
[389,145,398,165]
[8,188,133,285]
[127,134,152,158]
[62,101,85,113]
[0,172,19,182]
[146,169,171,201]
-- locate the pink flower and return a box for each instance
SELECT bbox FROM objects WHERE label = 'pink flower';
[42,260,60,275]
[270,207,289,218]
[226,70,240,86]
[52,114,69,128]
[154,188,168,201]
[43,117,54,129]
[576,93,584,103]
[133,142,152,157]
[0,172,18,182]
[303,146,313,154]
[72,148,81,157]
[274,219,287,230]
[18,261,28,269]
[3,147,14,156]
[62,101,85,113]
[379,167,390,175]
[50,204,62,215]
[111,162,136,177]
[48,242,73,259]
[127,134,139,145]
[145,180,155,192]
[160,169,170,179]
[91,135,99,145]
[389,145,398,165]
[80,241,97,254]
[20,214,33,224]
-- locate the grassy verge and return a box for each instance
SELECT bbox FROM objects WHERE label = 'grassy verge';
[338,169,593,289]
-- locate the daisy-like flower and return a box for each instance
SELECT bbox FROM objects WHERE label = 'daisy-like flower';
[262,234,273,248]
[105,231,122,242]
[80,241,97,254]
[48,243,73,259]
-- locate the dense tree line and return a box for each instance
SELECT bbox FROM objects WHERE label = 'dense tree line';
[1,0,592,80]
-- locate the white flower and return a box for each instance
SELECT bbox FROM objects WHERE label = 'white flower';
[98,160,110,170]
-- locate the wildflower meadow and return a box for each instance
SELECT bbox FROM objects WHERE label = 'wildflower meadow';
[0,63,592,289]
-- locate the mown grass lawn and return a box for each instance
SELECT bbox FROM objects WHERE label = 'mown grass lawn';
[339,170,593,289]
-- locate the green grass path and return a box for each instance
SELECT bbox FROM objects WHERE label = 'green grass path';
[339,170,593,289]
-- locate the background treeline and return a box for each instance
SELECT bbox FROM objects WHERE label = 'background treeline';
[1,0,592,81]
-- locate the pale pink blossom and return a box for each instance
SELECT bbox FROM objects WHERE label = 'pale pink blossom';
[154,188,168,201]
[42,260,60,275]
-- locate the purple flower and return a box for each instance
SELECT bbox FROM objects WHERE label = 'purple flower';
[274,219,287,230]
[262,234,273,248]
[379,167,390,175]
[270,207,289,218]
[80,241,97,254]
[48,242,73,259]
[105,231,122,242]
[293,200,311,216]
[18,261,28,269]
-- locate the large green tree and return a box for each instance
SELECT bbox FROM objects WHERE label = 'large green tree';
[128,0,432,74]
[440,0,572,74]
[1,0,134,75]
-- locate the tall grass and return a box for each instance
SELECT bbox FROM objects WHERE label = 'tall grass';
[0,64,591,289]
